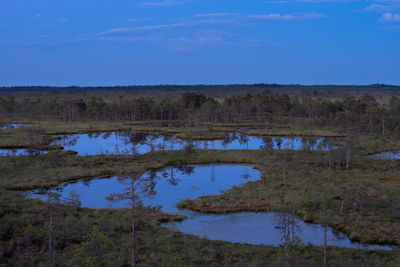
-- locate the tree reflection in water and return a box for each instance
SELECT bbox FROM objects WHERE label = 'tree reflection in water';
[56,135,79,147]
[275,212,304,265]
[106,169,157,267]
[52,131,334,156]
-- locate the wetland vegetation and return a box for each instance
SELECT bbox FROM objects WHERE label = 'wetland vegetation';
[1,86,400,266]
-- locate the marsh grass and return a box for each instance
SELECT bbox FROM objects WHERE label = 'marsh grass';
[1,186,400,266]
[1,149,399,246]
[0,119,345,149]
[1,119,400,265]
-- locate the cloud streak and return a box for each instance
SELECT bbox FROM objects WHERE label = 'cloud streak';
[126,17,154,23]
[191,13,237,18]
[365,3,400,12]
[167,35,284,51]
[98,13,327,36]
[138,0,190,7]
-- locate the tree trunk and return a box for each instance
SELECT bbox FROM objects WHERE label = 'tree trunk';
[369,111,373,135]
[131,180,135,267]
[346,118,351,170]
[323,223,327,266]
[282,154,287,187]
[328,148,332,182]
[391,152,395,169]
[346,142,351,170]
[47,201,53,265]
[340,200,344,214]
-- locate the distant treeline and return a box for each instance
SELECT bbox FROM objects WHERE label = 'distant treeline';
[1,90,400,136]
[1,83,399,92]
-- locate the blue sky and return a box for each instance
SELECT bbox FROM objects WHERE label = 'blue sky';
[0,0,399,86]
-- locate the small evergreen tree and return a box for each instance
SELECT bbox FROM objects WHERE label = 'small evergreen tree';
[70,226,116,267]
[64,188,82,208]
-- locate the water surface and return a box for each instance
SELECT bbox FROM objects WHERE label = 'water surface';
[54,132,330,156]
[0,123,26,130]
[0,124,29,155]
[0,149,28,156]
[26,164,259,213]
[164,211,394,250]
[25,164,394,250]
[369,151,400,160]
[2,132,331,156]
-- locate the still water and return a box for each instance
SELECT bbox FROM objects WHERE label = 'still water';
[164,211,393,249]
[369,151,400,160]
[26,164,259,213]
[0,149,27,156]
[0,124,27,155]
[54,132,329,156]
[0,123,25,130]
[25,164,394,250]
[0,131,332,156]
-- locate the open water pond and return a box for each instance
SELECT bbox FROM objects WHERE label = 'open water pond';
[0,124,29,155]
[0,148,28,156]
[369,151,400,160]
[26,164,260,213]
[0,123,26,130]
[25,164,394,250]
[54,132,331,156]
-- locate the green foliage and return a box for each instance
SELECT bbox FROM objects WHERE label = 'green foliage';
[1,88,400,266]
[183,141,196,155]
[276,236,305,266]
[162,247,185,267]
[69,226,117,267]
[2,89,400,138]
[63,188,82,208]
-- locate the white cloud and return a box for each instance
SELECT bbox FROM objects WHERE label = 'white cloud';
[138,0,189,7]
[98,13,326,35]
[168,35,225,51]
[72,36,161,43]
[379,12,400,22]
[126,17,154,22]
[268,0,358,3]
[167,35,283,51]
[365,3,400,12]
[237,38,286,47]
[192,13,236,18]
[246,13,326,20]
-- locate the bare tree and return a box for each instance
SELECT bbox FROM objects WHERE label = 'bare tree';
[282,154,287,187]
[25,127,47,157]
[320,139,334,182]
[320,203,332,266]
[279,141,292,187]
[345,115,352,170]
[276,212,304,266]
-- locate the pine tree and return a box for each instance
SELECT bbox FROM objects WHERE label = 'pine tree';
[64,188,82,208]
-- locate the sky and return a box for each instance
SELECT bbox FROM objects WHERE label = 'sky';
[0,0,399,86]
